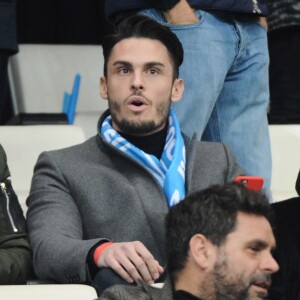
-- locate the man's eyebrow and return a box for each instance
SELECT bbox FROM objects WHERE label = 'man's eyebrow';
[246,239,276,251]
[112,61,165,68]
[112,61,132,67]
[144,62,165,68]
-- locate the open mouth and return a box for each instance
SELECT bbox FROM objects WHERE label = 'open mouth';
[251,282,270,297]
[131,99,144,106]
[127,96,148,111]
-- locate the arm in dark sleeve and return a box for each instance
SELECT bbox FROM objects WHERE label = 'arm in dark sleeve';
[296,170,300,196]
[0,179,33,284]
[107,0,181,25]
[0,233,33,284]
[86,240,110,282]
[153,0,181,11]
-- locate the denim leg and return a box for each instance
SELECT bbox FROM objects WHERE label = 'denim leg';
[140,10,272,192]
[202,18,272,191]
[141,10,232,138]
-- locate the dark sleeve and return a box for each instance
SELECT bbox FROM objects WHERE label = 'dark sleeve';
[0,144,10,181]
[86,240,110,281]
[0,179,33,284]
[296,170,300,196]
[0,233,33,284]
[108,0,181,25]
[153,0,181,11]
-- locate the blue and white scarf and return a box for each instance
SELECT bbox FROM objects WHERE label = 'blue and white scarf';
[100,109,186,207]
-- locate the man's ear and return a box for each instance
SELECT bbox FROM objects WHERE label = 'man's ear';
[189,234,215,270]
[171,78,184,103]
[100,76,108,100]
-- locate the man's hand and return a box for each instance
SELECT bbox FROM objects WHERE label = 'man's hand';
[96,241,164,284]
[258,17,268,31]
[163,0,198,25]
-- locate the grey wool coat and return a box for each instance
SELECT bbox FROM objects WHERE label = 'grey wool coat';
[100,279,174,300]
[26,112,243,283]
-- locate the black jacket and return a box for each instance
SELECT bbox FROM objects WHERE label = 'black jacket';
[0,144,33,284]
[105,0,268,23]
[269,171,300,300]
[0,0,18,53]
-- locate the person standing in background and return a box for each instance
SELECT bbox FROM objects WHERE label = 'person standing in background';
[267,1,300,124]
[105,0,272,195]
[16,0,113,44]
[0,0,18,124]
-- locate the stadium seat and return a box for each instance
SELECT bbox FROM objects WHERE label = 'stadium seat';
[0,284,97,300]
[8,44,107,138]
[0,125,86,211]
[269,124,300,202]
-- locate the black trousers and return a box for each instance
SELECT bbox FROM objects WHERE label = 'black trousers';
[268,26,300,124]
[92,268,132,296]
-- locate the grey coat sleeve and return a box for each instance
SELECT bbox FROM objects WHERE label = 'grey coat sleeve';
[222,143,246,182]
[187,140,245,193]
[99,284,153,300]
[26,151,103,283]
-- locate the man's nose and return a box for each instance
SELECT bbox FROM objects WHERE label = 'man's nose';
[261,253,279,274]
[131,72,144,91]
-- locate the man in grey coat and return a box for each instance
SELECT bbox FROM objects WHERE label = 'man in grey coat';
[100,184,279,300]
[26,15,243,294]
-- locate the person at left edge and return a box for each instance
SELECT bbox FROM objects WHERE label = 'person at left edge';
[0,144,33,284]
[26,15,244,294]
[0,0,17,124]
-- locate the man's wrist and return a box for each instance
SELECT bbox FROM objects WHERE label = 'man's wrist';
[93,242,113,265]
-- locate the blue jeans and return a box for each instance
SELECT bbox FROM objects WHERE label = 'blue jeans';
[140,9,272,193]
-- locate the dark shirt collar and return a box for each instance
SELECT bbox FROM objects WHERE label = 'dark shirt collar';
[117,124,168,159]
[174,290,202,300]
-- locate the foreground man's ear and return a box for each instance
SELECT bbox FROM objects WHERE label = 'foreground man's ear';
[189,234,216,270]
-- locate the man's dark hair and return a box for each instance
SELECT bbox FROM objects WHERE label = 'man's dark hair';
[165,183,272,280]
[101,15,184,79]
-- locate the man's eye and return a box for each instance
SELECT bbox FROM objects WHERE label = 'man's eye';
[147,68,158,75]
[249,247,260,254]
[119,68,130,74]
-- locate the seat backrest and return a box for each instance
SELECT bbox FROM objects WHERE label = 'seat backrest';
[269,125,300,202]
[0,125,86,209]
[8,44,107,138]
[9,44,108,114]
[0,284,97,300]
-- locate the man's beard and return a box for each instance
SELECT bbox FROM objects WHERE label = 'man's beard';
[108,95,171,135]
[205,251,270,300]
[213,258,249,300]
